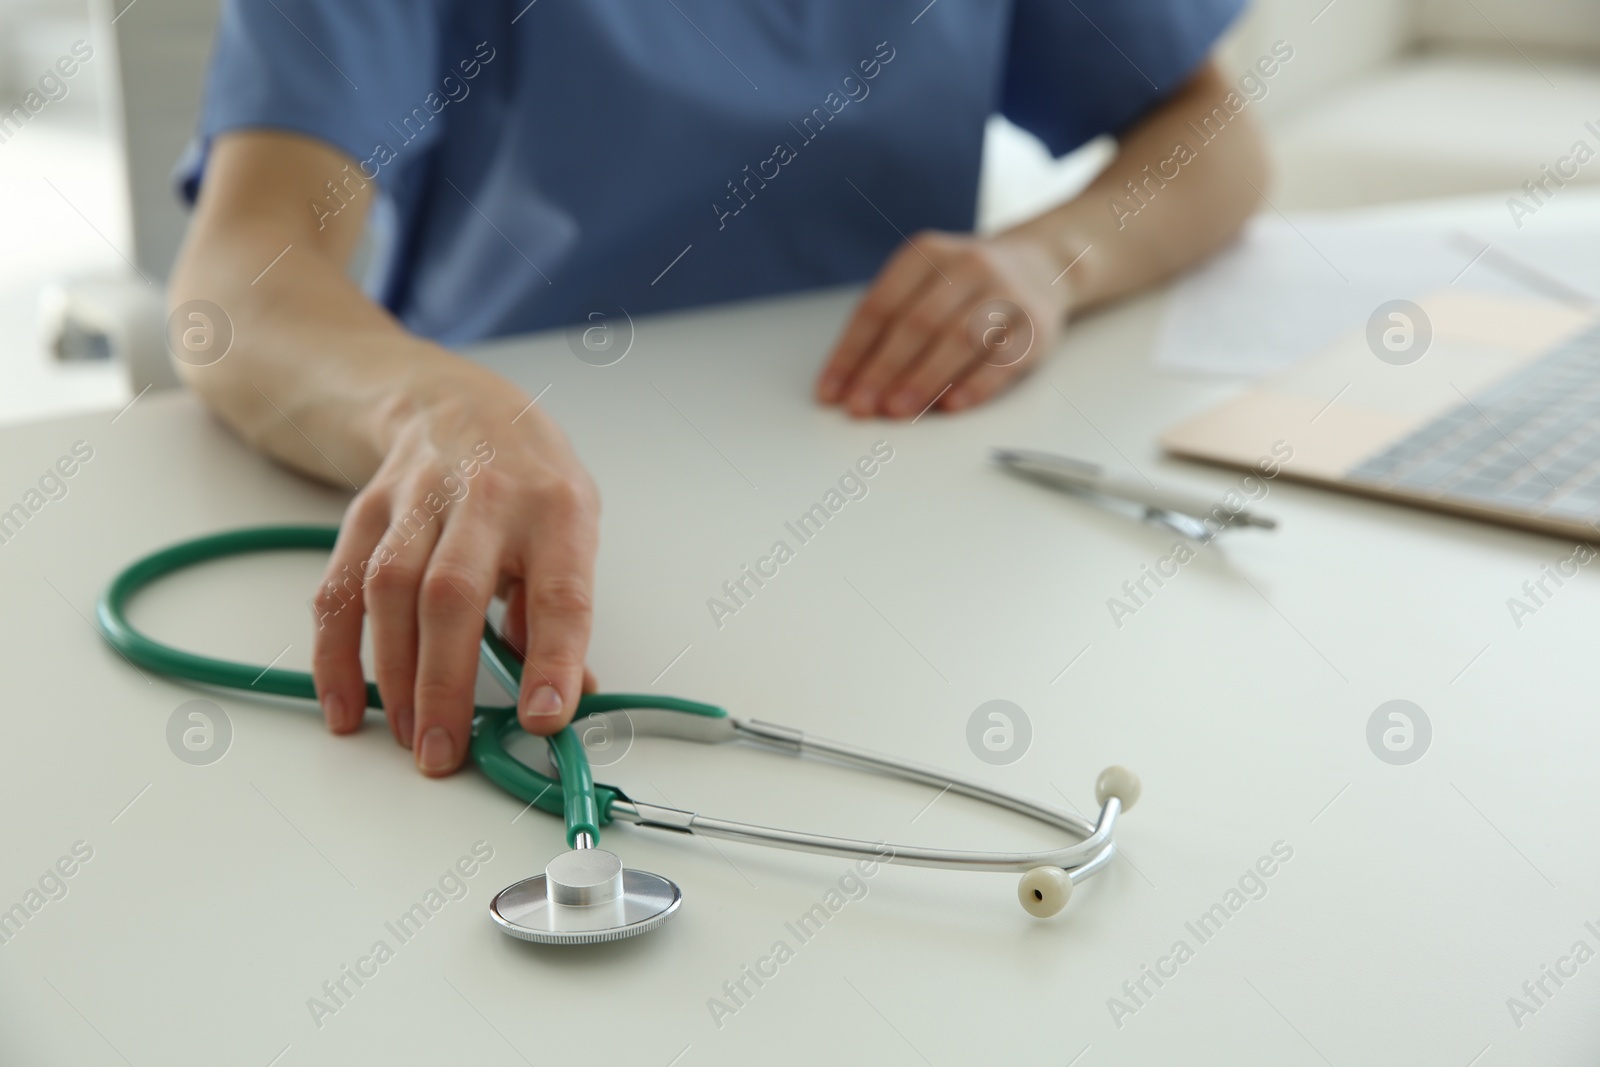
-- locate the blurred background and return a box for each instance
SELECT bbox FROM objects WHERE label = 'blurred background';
[2,0,1597,426]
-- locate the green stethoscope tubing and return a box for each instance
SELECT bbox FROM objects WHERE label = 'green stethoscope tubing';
[94,524,727,849]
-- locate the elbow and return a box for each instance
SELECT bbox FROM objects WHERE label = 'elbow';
[165,216,269,413]
[1178,58,1274,245]
[164,235,272,461]
[161,294,233,398]
[165,236,225,394]
[1230,105,1272,227]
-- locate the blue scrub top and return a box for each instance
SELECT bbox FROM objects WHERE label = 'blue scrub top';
[179,0,1241,344]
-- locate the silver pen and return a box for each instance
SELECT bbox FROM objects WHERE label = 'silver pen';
[992,448,1277,534]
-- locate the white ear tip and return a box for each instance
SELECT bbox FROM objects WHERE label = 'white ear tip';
[1095,766,1140,811]
[1017,866,1072,918]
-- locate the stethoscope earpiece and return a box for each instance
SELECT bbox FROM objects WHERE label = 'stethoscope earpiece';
[1018,866,1073,917]
[1015,765,1140,919]
[1095,765,1141,812]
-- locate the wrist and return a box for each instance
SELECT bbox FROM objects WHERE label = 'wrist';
[370,344,458,441]
[366,350,430,455]
[998,213,1099,316]
[372,344,534,455]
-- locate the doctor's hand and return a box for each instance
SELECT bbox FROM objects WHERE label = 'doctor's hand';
[815,230,1072,419]
[310,360,600,777]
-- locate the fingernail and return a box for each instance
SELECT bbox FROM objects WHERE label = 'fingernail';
[395,706,415,748]
[527,684,563,718]
[946,388,972,409]
[419,727,455,774]
[818,374,841,401]
[321,692,345,729]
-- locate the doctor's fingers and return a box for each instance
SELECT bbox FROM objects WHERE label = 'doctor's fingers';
[411,513,509,777]
[501,581,601,695]
[311,499,390,735]
[364,502,444,751]
[842,274,982,417]
[879,327,984,418]
[499,577,527,654]
[816,235,946,403]
[942,335,1043,411]
[886,289,1039,415]
[515,483,599,736]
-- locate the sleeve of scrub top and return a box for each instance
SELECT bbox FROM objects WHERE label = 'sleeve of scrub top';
[174,0,443,203]
[999,0,1246,157]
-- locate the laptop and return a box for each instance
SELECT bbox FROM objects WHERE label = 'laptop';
[1161,289,1600,540]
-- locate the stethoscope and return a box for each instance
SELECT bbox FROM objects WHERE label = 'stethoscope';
[97,526,1139,945]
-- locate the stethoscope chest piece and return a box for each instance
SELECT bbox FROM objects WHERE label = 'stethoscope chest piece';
[490,841,682,945]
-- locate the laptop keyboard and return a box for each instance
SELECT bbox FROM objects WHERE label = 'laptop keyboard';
[1347,319,1600,526]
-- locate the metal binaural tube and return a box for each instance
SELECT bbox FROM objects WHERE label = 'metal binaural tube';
[739,719,1102,833]
[610,794,1122,875]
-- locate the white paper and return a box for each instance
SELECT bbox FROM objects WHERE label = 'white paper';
[1153,211,1600,378]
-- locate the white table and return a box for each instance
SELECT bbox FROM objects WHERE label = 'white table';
[3,251,1598,1065]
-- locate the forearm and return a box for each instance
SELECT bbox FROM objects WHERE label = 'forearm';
[1002,59,1268,313]
[168,132,517,487]
[171,233,417,485]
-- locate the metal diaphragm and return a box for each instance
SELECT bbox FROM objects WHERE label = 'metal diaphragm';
[489,848,681,945]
